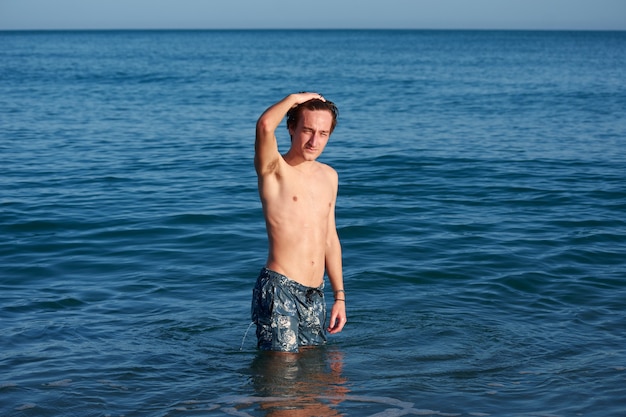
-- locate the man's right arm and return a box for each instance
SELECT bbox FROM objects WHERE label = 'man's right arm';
[254,93,324,176]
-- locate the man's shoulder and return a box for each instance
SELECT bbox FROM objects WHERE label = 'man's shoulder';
[315,160,337,174]
[314,162,338,189]
[318,162,338,179]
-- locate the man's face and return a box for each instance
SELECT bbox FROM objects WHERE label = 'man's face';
[289,109,333,162]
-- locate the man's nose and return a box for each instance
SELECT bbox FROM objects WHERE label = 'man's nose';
[309,133,321,146]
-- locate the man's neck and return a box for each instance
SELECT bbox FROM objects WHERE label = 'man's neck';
[283,153,318,172]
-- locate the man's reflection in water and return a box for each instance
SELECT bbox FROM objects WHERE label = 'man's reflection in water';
[248,346,349,417]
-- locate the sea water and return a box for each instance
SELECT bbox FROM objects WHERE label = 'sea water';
[1,29,625,416]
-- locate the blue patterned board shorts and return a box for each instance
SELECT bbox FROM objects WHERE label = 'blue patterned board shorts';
[251,268,327,353]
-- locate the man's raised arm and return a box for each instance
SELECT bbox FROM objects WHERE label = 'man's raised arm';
[254,92,324,175]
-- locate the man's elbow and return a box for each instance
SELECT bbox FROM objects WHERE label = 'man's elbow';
[256,118,274,136]
[326,233,341,251]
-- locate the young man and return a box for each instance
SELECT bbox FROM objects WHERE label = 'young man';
[252,92,347,353]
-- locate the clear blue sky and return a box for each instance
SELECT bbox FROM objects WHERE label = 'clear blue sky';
[1,0,625,31]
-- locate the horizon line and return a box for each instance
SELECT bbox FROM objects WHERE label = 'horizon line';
[2,27,625,33]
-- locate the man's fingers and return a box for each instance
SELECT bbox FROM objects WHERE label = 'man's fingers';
[328,315,346,334]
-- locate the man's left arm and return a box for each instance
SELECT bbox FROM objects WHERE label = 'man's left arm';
[326,170,347,334]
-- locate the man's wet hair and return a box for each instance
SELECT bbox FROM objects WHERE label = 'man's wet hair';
[286,98,339,134]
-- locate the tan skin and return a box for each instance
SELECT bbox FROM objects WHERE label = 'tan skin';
[255,92,347,335]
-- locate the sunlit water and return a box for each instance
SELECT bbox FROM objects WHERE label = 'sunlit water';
[1,30,625,416]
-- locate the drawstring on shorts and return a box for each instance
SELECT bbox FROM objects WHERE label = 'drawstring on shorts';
[240,321,255,351]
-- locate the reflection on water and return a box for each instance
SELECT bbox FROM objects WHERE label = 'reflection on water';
[248,346,349,417]
[165,347,452,416]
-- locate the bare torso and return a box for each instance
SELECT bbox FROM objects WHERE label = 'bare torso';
[259,159,336,287]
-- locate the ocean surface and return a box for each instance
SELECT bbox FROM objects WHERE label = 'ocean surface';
[1,29,625,416]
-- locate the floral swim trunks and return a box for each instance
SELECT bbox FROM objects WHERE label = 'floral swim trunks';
[251,268,327,353]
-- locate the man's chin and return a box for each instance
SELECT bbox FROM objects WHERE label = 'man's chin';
[304,150,320,160]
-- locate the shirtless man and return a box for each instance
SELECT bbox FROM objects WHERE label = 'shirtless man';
[251,92,347,353]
